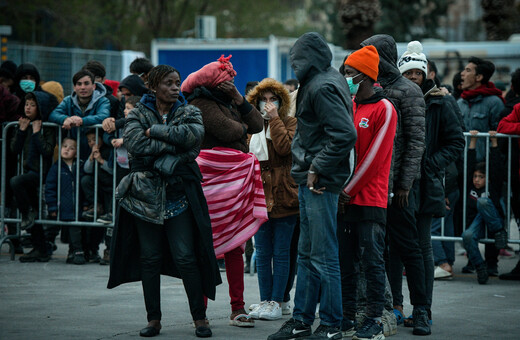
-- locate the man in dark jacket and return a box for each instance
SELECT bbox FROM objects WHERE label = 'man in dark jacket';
[268,32,356,340]
[360,34,430,336]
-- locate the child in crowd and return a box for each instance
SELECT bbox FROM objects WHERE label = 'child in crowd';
[44,137,84,264]
[12,91,57,262]
[462,130,505,284]
[81,128,114,262]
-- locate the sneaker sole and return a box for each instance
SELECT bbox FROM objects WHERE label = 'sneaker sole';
[353,334,385,340]
[342,329,356,337]
[259,315,282,320]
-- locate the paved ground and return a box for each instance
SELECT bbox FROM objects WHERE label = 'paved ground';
[1,238,519,340]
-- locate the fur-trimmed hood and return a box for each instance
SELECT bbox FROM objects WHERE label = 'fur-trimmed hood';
[246,78,291,120]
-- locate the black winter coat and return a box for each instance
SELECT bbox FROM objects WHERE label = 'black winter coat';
[361,35,425,193]
[419,81,465,216]
[290,32,357,193]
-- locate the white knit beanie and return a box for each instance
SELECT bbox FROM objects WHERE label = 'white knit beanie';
[397,41,428,74]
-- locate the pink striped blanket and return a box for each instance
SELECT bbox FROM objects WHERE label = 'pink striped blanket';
[196,147,268,257]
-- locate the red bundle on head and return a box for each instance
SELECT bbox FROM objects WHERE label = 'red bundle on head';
[181,55,237,94]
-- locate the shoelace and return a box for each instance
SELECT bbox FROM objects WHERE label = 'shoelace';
[358,318,377,332]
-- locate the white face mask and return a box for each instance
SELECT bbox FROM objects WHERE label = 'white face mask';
[258,100,280,120]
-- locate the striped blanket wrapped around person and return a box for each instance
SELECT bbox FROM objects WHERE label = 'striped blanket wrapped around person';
[196,147,268,257]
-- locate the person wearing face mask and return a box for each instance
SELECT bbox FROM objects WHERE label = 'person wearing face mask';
[13,63,45,115]
[245,78,299,321]
[338,45,398,340]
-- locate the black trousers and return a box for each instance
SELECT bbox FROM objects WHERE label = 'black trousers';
[135,210,206,322]
[387,181,428,308]
[10,171,40,215]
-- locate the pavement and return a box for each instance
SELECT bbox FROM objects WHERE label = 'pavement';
[1,238,520,340]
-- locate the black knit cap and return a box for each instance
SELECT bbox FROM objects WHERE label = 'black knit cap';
[0,60,17,79]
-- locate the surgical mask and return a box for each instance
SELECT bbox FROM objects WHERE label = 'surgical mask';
[20,79,36,93]
[258,100,280,120]
[345,73,363,96]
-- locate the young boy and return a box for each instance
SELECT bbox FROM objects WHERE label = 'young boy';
[462,130,505,284]
[13,91,57,262]
[44,137,84,264]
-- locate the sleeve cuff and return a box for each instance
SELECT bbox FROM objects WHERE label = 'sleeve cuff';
[237,98,253,115]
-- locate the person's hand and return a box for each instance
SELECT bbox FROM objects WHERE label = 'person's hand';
[338,192,351,214]
[49,211,57,217]
[71,116,83,126]
[394,188,410,208]
[18,117,30,131]
[111,138,123,148]
[469,130,479,149]
[32,120,42,133]
[264,101,279,119]
[102,117,116,133]
[145,128,151,137]
[62,117,74,130]
[445,197,451,210]
[93,148,104,164]
[217,81,244,105]
[307,170,325,195]
[489,130,498,147]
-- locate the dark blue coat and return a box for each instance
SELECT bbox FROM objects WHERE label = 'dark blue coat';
[45,160,83,220]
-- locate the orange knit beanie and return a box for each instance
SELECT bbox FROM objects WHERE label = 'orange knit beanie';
[345,45,379,81]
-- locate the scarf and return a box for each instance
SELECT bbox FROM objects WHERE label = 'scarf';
[461,82,505,104]
[249,123,271,161]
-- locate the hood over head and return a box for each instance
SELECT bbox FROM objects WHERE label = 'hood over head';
[290,32,332,84]
[246,78,291,120]
[26,90,59,121]
[119,74,148,97]
[360,34,401,87]
[15,63,41,85]
[0,60,17,80]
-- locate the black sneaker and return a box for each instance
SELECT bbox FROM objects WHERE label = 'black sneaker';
[267,318,312,340]
[341,318,356,337]
[73,251,86,265]
[19,248,50,263]
[306,324,342,339]
[499,261,520,280]
[476,262,489,284]
[412,308,431,335]
[487,264,499,277]
[96,213,113,224]
[20,209,37,230]
[353,318,384,340]
[462,261,475,273]
[494,229,508,250]
[89,250,101,263]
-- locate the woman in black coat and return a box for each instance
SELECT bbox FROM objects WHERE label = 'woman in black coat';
[108,65,221,338]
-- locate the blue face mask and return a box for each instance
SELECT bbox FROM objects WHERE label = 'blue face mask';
[345,73,363,96]
[20,79,36,93]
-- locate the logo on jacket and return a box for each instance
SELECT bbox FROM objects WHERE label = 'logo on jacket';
[359,118,369,128]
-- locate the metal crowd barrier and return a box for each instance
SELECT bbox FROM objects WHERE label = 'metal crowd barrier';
[431,132,520,245]
[1,122,117,260]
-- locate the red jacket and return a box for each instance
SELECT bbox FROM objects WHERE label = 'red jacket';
[497,103,520,135]
[343,95,397,208]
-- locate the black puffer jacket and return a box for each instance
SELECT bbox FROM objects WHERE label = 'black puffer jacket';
[361,35,425,192]
[290,32,357,193]
[419,80,465,216]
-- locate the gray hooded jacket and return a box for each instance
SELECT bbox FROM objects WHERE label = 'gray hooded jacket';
[290,32,357,194]
[361,35,425,192]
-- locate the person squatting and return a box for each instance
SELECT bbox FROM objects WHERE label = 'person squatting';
[2,31,519,340]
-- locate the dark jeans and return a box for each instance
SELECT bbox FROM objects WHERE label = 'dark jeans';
[10,171,40,215]
[135,209,206,322]
[387,181,427,308]
[339,220,386,319]
[284,217,300,303]
[81,172,113,212]
[432,189,459,266]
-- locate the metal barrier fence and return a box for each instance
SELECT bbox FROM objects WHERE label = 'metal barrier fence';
[431,132,520,245]
[1,122,117,259]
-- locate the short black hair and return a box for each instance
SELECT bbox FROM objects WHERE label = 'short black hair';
[83,60,106,79]
[339,55,349,75]
[130,58,154,75]
[125,95,141,107]
[427,60,438,76]
[245,81,259,94]
[511,68,520,94]
[474,162,486,176]
[147,65,180,91]
[468,56,495,84]
[284,79,299,89]
[72,69,95,85]
[24,92,37,102]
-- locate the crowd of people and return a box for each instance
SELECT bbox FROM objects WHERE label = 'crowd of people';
[1,31,520,340]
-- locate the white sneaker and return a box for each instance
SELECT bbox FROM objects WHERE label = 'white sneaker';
[249,301,268,319]
[281,302,291,315]
[259,301,282,320]
[248,303,259,311]
[434,266,453,279]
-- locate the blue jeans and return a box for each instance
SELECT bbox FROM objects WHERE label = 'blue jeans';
[255,215,297,302]
[462,198,504,267]
[338,220,386,319]
[293,185,342,327]
[431,189,459,266]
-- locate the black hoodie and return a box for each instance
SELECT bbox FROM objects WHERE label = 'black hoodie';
[290,32,357,193]
[361,34,425,193]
